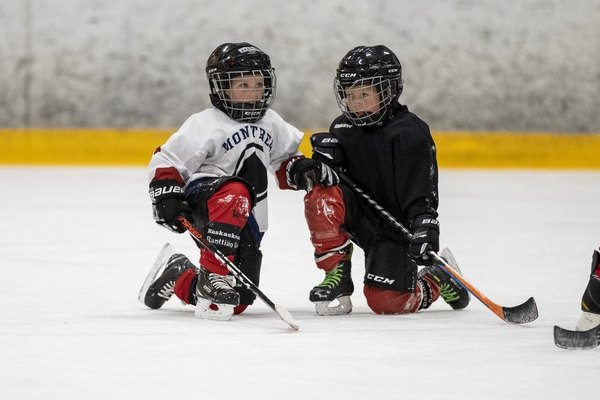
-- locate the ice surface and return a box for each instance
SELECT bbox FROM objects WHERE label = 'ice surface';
[1,167,599,399]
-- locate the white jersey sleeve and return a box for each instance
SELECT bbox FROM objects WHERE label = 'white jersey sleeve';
[147,112,212,183]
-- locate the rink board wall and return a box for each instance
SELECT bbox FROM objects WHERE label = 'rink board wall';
[2,1,599,133]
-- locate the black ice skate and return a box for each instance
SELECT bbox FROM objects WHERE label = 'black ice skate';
[576,248,600,331]
[310,260,354,316]
[138,243,198,309]
[194,266,240,321]
[419,247,470,310]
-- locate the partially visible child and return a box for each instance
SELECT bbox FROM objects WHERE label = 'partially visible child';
[577,247,600,330]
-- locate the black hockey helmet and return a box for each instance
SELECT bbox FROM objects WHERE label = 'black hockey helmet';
[334,45,403,126]
[206,42,276,123]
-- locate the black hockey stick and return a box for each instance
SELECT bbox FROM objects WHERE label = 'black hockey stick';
[338,171,538,324]
[554,324,600,349]
[177,215,299,331]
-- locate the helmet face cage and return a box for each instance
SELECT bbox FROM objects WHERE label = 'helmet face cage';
[208,68,276,123]
[333,45,403,127]
[334,75,399,126]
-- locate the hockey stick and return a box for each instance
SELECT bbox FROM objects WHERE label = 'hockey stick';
[554,324,600,349]
[338,171,538,324]
[177,215,299,331]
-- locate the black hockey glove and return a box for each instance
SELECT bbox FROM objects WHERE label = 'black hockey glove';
[286,157,340,192]
[310,132,346,168]
[409,214,440,265]
[149,179,193,233]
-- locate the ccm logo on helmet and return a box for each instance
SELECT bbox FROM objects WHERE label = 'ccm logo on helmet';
[238,46,258,53]
[367,273,395,285]
[340,73,357,78]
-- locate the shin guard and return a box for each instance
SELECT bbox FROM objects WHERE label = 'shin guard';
[304,185,349,271]
[200,181,251,275]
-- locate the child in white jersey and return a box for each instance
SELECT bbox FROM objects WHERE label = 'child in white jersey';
[138,42,338,320]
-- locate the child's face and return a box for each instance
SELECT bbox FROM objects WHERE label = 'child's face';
[345,85,381,116]
[227,75,265,103]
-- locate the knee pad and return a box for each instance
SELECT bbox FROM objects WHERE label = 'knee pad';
[363,285,422,314]
[206,181,252,228]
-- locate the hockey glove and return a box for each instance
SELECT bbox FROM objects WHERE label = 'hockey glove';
[149,179,193,233]
[286,157,339,192]
[409,214,440,265]
[310,132,346,168]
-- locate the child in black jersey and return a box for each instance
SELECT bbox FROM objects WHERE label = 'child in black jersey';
[286,45,470,316]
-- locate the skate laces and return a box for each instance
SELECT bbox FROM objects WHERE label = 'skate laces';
[208,273,234,292]
[438,282,460,302]
[319,265,346,288]
[158,281,175,299]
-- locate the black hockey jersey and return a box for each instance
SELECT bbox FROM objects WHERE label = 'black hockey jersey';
[329,102,439,230]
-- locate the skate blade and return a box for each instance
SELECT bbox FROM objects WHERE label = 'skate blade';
[439,247,471,308]
[138,243,176,305]
[194,298,235,321]
[440,247,462,275]
[315,296,353,316]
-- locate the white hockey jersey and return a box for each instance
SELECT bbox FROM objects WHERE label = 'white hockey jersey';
[148,107,304,232]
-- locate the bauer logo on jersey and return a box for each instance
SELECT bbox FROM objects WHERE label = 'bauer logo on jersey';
[222,125,273,153]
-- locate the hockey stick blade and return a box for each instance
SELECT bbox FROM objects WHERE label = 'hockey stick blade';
[554,325,600,350]
[177,216,299,331]
[435,256,538,324]
[275,304,300,331]
[501,297,538,324]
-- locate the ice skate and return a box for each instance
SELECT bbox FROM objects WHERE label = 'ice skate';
[139,244,198,309]
[194,266,240,321]
[577,249,600,330]
[310,260,354,316]
[419,247,470,310]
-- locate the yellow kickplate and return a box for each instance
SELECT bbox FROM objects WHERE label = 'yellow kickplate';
[1,129,599,169]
